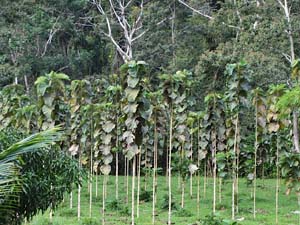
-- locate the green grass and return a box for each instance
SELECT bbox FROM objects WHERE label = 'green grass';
[26,176,300,225]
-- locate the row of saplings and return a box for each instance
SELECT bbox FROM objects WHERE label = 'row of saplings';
[1,60,300,225]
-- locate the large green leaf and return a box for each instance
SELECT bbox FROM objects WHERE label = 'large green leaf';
[127,76,139,88]
[123,103,138,114]
[103,121,115,133]
[125,88,139,102]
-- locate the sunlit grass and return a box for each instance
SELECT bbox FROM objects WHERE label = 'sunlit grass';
[26,175,300,225]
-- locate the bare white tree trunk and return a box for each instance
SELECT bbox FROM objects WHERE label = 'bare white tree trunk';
[92,0,146,62]
[277,0,299,153]
[24,75,29,93]
[70,191,73,209]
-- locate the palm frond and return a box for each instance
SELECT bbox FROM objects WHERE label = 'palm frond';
[0,127,62,164]
[0,127,63,221]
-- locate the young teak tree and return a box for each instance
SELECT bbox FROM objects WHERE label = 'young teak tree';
[0,84,36,133]
[35,71,70,222]
[159,70,191,224]
[105,82,123,201]
[69,79,92,221]
[251,87,267,219]
[224,61,250,219]
[203,92,226,214]
[268,84,288,224]
[121,61,150,225]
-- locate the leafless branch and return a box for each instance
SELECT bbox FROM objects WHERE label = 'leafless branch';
[132,30,147,42]
[91,0,147,61]
[277,0,285,9]
[41,17,60,57]
[124,0,133,9]
[178,0,240,30]
[282,53,292,63]
[109,0,126,30]
[178,0,212,20]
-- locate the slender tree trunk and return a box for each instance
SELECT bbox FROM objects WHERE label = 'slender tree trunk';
[96,171,98,198]
[212,130,217,214]
[236,132,240,214]
[144,147,148,191]
[89,174,92,217]
[50,185,53,222]
[276,133,280,225]
[88,172,90,193]
[78,183,81,221]
[168,107,173,225]
[171,0,176,68]
[137,151,141,218]
[70,191,73,209]
[293,111,300,152]
[190,128,193,199]
[232,115,239,220]
[116,117,119,200]
[89,121,93,218]
[181,179,185,208]
[24,75,29,93]
[285,0,299,150]
[126,157,129,204]
[254,99,258,219]
[70,152,73,208]
[204,161,207,198]
[78,152,82,221]
[197,122,201,216]
[297,192,300,225]
[102,175,107,225]
[197,170,200,216]
[278,0,299,153]
[152,117,158,224]
[178,146,182,191]
[116,152,119,200]
[219,178,222,203]
[131,156,136,225]
[166,148,169,186]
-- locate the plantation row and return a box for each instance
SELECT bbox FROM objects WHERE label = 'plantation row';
[1,60,300,225]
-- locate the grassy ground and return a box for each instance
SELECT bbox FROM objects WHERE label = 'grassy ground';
[26,175,300,225]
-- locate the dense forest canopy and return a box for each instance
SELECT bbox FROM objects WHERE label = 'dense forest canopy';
[1,0,299,95]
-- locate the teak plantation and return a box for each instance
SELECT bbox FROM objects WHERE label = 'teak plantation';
[1,0,300,225]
